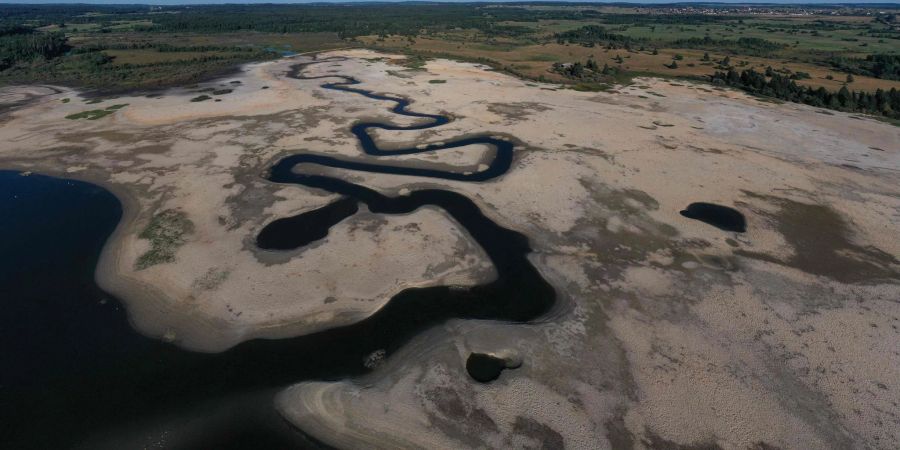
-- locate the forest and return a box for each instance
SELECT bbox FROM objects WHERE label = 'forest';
[826,54,900,81]
[710,68,900,119]
[0,25,67,71]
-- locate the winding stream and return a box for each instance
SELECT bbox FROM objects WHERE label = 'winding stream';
[0,56,555,448]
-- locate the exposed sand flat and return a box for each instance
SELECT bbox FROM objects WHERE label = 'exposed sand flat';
[1,49,899,448]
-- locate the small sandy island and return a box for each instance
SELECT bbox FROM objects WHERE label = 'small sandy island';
[1,49,898,448]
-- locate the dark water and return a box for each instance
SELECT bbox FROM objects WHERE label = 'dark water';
[1,57,555,448]
[257,196,359,250]
[277,59,514,182]
[465,353,508,383]
[679,202,746,232]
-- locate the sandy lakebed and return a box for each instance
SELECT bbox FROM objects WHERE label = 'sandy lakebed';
[1,49,899,449]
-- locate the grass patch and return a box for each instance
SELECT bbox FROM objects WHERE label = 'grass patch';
[212,89,233,95]
[135,209,194,270]
[65,104,128,120]
[399,54,429,70]
[428,79,446,84]
[61,98,70,103]
[570,83,613,92]
[190,94,212,102]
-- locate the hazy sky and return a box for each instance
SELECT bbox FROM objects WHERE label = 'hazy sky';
[1,0,897,4]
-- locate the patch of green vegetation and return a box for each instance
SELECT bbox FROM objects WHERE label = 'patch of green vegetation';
[60,98,70,103]
[528,54,560,62]
[65,104,128,120]
[135,209,194,270]
[400,54,429,70]
[428,79,446,84]
[571,83,612,92]
[212,88,232,95]
[192,267,230,290]
[190,94,212,102]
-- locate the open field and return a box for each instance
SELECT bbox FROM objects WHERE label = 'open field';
[363,35,900,93]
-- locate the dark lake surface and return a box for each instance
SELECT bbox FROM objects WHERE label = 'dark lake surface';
[1,57,556,448]
[466,353,508,383]
[680,202,747,232]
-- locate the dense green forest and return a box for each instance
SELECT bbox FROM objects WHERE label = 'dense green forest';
[0,25,67,70]
[826,54,900,81]
[710,68,900,120]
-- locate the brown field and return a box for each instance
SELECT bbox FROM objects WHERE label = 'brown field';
[363,35,900,93]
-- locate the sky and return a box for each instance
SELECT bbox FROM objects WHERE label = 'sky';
[1,0,898,4]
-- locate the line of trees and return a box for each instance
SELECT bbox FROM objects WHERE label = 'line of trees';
[552,58,620,81]
[555,25,639,47]
[711,68,900,119]
[826,54,900,81]
[671,36,786,57]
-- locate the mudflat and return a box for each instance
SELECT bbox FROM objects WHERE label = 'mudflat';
[1,49,898,449]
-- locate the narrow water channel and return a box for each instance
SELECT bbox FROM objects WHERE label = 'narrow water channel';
[0,56,555,448]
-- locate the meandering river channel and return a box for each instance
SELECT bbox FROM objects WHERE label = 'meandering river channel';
[0,56,555,448]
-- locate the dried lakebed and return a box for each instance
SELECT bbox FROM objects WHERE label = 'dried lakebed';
[0,57,554,447]
[1,50,899,449]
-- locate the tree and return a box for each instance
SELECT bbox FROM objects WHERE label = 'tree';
[846,73,854,83]
[702,52,710,61]
[837,86,852,107]
[651,48,658,55]
[569,62,583,77]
